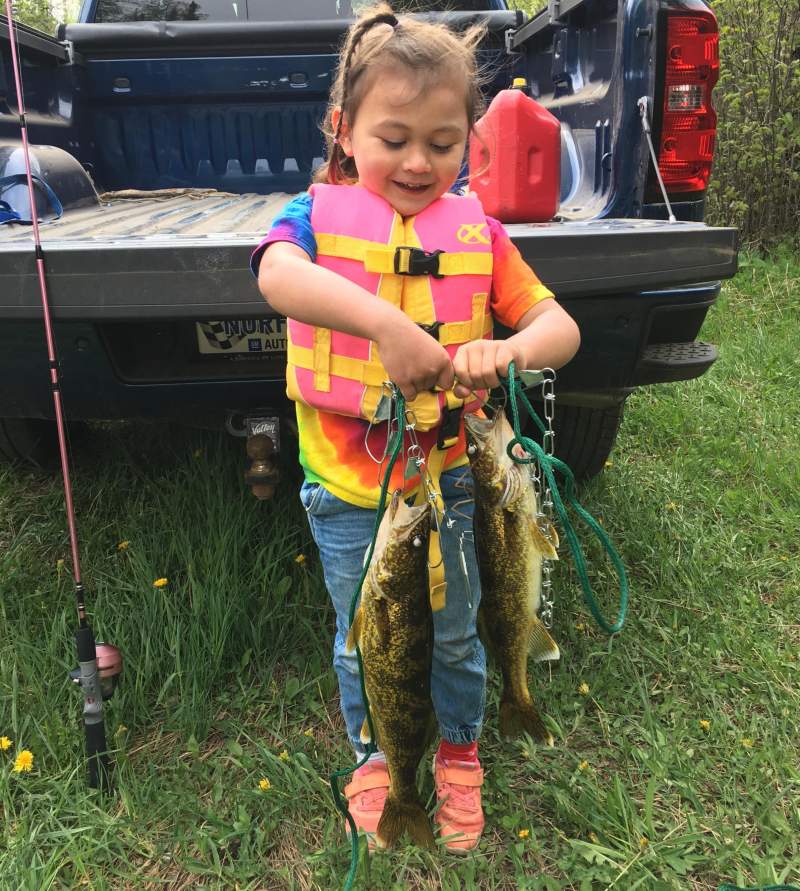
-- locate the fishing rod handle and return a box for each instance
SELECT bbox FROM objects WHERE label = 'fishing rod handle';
[75,625,111,790]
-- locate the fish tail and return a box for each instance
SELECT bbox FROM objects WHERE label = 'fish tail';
[499,699,555,747]
[376,795,435,850]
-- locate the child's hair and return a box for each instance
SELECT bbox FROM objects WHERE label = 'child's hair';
[315,3,486,185]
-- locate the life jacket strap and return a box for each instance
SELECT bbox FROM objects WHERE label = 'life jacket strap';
[316,233,493,277]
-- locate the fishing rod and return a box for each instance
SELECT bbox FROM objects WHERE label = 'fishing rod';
[4,0,122,790]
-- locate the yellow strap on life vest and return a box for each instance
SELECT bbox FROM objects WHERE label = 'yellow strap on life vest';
[289,323,491,390]
[288,342,387,387]
[316,233,493,277]
[424,444,451,612]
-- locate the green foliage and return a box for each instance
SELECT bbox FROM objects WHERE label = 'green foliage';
[694,0,799,247]
[9,0,57,34]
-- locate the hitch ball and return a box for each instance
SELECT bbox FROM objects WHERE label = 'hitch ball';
[245,434,279,500]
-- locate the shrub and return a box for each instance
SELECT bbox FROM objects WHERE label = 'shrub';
[705,0,800,247]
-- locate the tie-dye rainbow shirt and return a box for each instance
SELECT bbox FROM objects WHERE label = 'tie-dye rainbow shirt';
[251,190,554,508]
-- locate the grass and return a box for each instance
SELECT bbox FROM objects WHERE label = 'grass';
[1,251,799,890]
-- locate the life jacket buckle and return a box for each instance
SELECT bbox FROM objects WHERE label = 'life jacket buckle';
[437,402,463,450]
[417,321,443,341]
[394,246,445,279]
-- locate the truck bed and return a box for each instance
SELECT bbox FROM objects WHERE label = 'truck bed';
[0,189,738,321]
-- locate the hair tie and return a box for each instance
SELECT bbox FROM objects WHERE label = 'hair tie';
[374,12,398,28]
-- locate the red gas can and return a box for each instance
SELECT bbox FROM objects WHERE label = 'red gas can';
[469,78,561,223]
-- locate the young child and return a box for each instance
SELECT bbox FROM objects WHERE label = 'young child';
[253,4,580,852]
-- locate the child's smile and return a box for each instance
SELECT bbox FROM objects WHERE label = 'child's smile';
[337,66,470,217]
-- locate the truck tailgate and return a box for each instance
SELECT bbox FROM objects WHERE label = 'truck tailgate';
[0,191,738,320]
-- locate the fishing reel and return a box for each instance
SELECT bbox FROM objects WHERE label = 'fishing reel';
[70,642,123,701]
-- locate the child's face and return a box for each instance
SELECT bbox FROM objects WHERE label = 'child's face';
[337,66,469,217]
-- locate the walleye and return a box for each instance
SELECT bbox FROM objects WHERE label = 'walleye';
[346,491,436,849]
[465,411,560,745]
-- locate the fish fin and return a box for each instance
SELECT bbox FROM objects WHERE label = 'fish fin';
[499,699,554,746]
[376,796,435,850]
[529,621,560,662]
[529,518,559,560]
[359,716,372,746]
[345,605,363,654]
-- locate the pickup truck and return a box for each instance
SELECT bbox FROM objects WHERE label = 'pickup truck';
[0,0,738,480]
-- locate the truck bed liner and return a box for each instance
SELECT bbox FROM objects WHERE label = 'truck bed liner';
[0,190,738,320]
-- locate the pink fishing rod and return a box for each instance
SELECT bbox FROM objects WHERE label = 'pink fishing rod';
[4,0,121,789]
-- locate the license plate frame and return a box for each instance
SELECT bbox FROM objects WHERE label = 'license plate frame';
[196,318,287,356]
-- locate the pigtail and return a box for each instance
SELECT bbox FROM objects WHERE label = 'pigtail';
[316,5,398,184]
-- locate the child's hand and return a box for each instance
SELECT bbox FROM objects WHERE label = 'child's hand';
[452,340,526,398]
[375,318,454,402]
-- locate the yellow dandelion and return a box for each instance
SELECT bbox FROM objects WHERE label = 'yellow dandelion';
[294,554,306,564]
[279,749,290,762]
[666,501,677,511]
[117,540,130,551]
[153,577,168,588]
[639,836,649,849]
[578,760,589,771]
[56,558,65,572]
[259,778,271,791]
[604,460,614,469]
[578,682,590,696]
[575,622,585,632]
[518,829,530,839]
[521,748,530,759]
[303,728,314,738]
[699,720,711,732]
[741,738,754,749]
[0,736,11,751]
[589,831,600,844]
[13,750,33,773]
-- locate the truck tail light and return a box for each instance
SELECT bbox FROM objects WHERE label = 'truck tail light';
[658,9,719,193]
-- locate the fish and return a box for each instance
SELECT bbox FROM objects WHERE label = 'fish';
[346,491,436,849]
[464,411,560,746]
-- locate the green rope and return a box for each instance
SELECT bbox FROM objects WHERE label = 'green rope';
[502,362,629,635]
[329,390,406,891]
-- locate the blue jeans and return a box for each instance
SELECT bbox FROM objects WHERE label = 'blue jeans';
[300,469,486,754]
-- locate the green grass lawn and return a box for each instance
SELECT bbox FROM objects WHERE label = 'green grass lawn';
[1,253,798,890]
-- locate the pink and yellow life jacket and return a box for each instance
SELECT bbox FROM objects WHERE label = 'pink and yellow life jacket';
[285,183,494,434]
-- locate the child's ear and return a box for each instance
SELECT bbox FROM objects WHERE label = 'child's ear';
[331,107,354,157]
